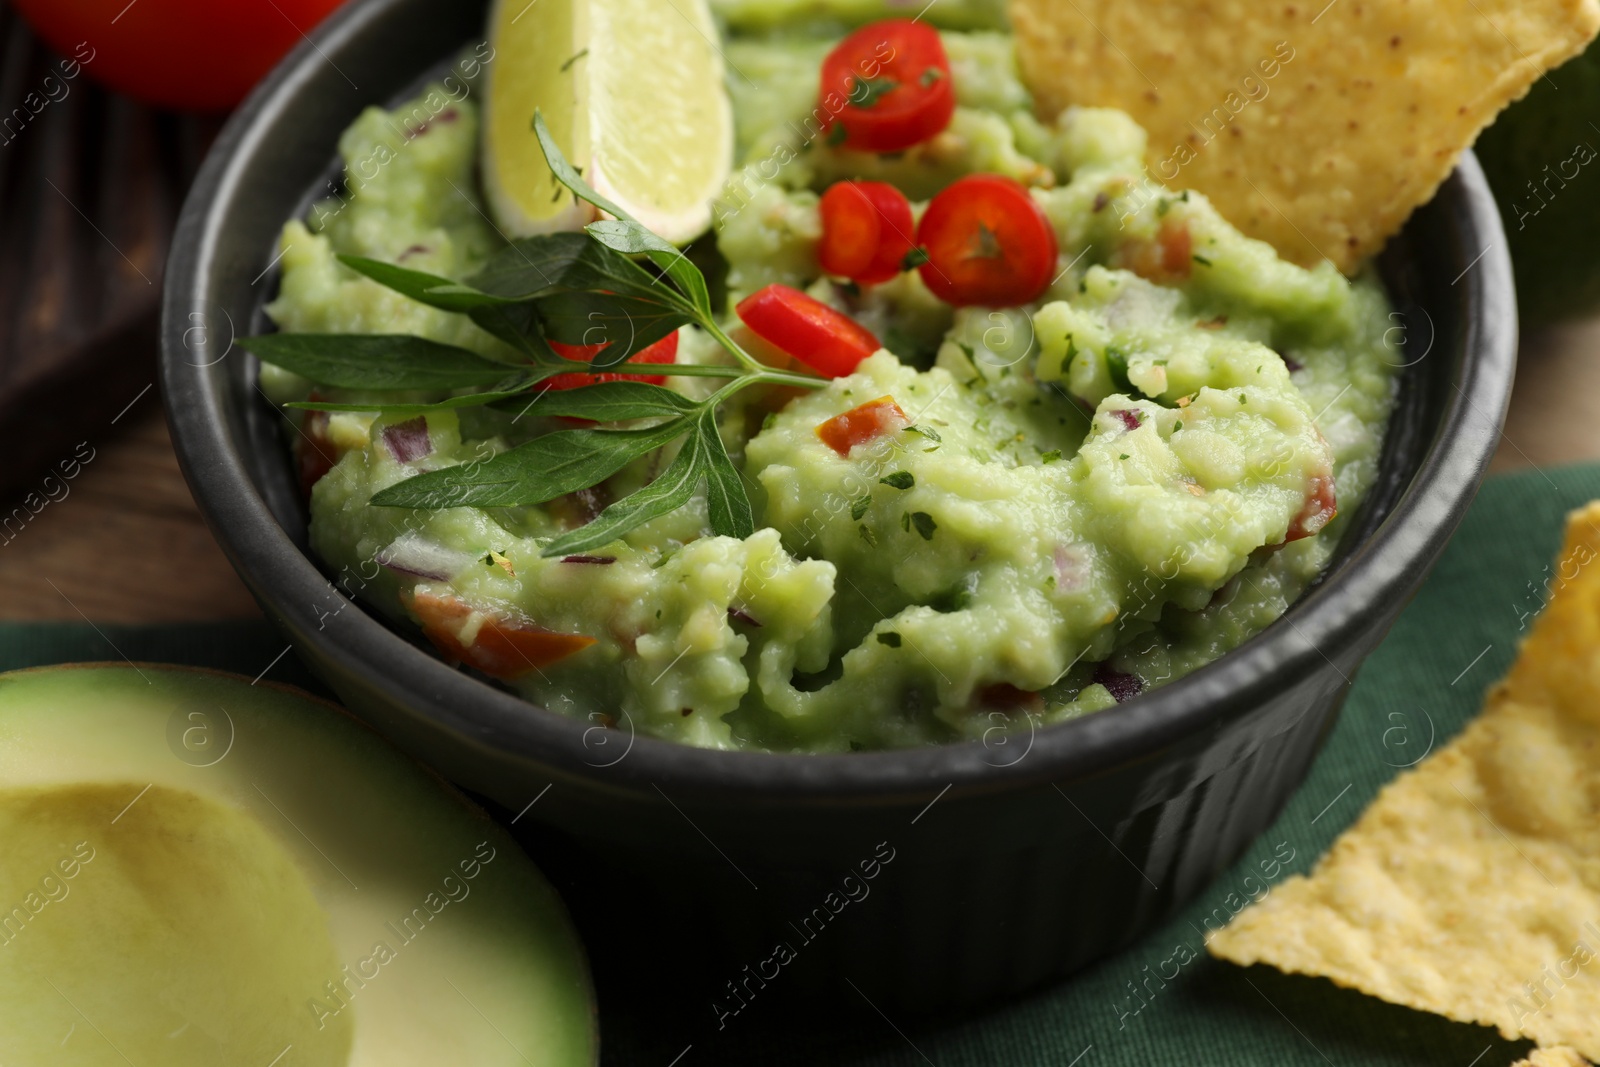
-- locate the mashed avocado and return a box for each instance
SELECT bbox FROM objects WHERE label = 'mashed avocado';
[262,12,1399,752]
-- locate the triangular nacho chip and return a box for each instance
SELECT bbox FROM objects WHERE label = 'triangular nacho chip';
[1208,503,1600,1058]
[1010,0,1600,271]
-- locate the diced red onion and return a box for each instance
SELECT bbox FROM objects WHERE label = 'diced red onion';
[728,606,761,628]
[382,417,432,464]
[1053,544,1090,592]
[1110,409,1141,432]
[1091,663,1144,703]
[375,532,472,581]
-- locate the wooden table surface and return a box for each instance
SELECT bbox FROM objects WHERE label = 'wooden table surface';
[0,317,1594,624]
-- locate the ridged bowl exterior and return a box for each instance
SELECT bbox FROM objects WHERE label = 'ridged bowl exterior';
[159,0,1516,1012]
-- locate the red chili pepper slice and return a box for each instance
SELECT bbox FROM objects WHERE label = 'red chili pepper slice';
[818,19,955,153]
[541,331,679,391]
[818,180,917,285]
[915,174,1058,307]
[735,284,881,378]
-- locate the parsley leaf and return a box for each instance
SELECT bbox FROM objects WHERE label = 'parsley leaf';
[880,471,915,490]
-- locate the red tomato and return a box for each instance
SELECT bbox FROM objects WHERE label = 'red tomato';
[406,591,596,681]
[815,396,910,456]
[295,400,352,497]
[1159,219,1194,278]
[1122,218,1195,283]
[11,0,348,112]
[735,285,881,378]
[1285,473,1338,542]
[542,331,679,390]
[818,19,955,153]
[916,174,1059,307]
[818,181,917,285]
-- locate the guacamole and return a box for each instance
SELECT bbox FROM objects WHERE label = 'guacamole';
[260,9,1399,752]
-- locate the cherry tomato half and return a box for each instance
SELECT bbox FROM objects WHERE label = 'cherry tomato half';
[735,285,882,378]
[11,0,348,111]
[542,331,679,391]
[819,19,955,153]
[915,174,1059,307]
[818,181,917,285]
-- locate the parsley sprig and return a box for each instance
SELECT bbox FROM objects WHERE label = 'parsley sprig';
[242,111,826,557]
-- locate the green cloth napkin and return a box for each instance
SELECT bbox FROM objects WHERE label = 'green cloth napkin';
[5,462,1597,1066]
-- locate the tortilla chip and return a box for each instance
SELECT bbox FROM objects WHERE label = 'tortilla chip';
[1208,502,1600,1058]
[1010,0,1600,272]
[1515,1049,1591,1067]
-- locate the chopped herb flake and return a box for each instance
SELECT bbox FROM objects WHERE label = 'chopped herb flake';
[880,471,914,490]
[859,524,878,546]
[849,76,900,108]
[1041,449,1062,464]
[910,512,937,540]
[851,494,872,520]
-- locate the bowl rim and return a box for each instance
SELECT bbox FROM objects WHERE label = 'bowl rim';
[160,0,1517,803]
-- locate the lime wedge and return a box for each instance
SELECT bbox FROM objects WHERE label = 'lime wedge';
[483,0,733,244]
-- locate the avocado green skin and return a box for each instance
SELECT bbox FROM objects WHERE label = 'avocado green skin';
[1477,40,1600,328]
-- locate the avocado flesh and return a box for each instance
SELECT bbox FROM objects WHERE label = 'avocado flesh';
[0,665,596,1067]
[0,783,353,1066]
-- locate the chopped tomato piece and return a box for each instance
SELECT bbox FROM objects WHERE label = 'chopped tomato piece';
[295,402,351,497]
[1121,218,1194,283]
[735,284,881,378]
[915,174,1058,307]
[1160,219,1194,277]
[819,19,955,153]
[541,330,679,390]
[1285,473,1338,542]
[405,590,595,680]
[815,395,910,455]
[818,180,917,285]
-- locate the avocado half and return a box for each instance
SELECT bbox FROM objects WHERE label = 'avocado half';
[0,664,596,1066]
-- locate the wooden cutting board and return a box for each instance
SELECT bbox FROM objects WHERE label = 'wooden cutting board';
[0,1,218,502]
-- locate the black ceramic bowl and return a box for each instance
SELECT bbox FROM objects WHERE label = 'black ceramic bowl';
[160,0,1516,1014]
